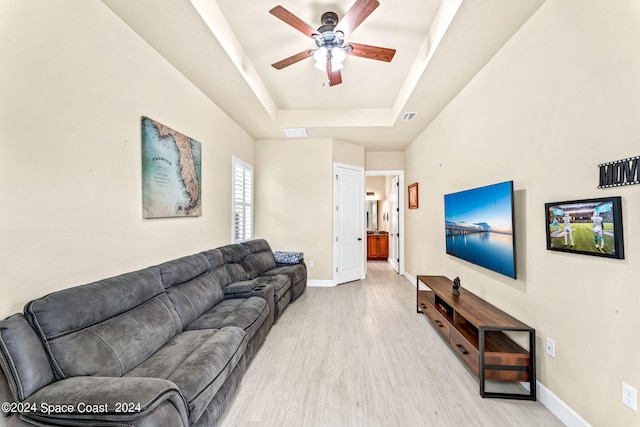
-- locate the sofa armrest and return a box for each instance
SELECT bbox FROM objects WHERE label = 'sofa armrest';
[248,282,274,304]
[222,280,259,298]
[17,376,188,426]
[223,281,275,327]
[277,259,306,268]
[223,280,274,304]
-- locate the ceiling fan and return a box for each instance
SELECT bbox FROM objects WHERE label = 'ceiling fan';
[269,0,396,86]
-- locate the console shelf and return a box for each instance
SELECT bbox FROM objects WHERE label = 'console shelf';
[417,275,536,400]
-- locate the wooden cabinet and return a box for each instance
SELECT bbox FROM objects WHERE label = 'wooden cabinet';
[367,234,388,260]
[417,275,536,400]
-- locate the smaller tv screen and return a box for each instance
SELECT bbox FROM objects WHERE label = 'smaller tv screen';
[545,196,624,259]
[444,181,516,279]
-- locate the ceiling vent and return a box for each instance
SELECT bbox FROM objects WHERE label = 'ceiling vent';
[283,128,308,137]
[402,112,418,121]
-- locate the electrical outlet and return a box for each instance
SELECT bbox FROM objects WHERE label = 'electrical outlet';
[545,337,555,358]
[622,382,637,411]
[308,260,314,268]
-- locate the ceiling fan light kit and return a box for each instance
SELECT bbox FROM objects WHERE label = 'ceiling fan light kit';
[313,47,347,71]
[269,0,396,86]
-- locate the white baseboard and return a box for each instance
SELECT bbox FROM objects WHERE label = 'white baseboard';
[403,271,416,286]
[307,279,335,287]
[537,381,591,427]
[402,271,429,290]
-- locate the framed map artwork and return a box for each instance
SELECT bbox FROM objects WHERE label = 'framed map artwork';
[141,117,202,218]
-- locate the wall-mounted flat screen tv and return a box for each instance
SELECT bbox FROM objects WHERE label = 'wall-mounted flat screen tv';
[545,196,624,259]
[444,181,516,279]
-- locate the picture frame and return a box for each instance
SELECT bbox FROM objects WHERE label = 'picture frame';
[545,196,624,259]
[142,117,202,218]
[408,183,419,209]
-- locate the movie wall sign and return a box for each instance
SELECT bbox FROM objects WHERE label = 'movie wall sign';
[598,155,640,188]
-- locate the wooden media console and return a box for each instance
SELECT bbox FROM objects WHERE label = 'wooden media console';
[417,275,536,400]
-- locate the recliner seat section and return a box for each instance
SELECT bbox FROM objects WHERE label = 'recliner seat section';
[243,239,307,307]
[218,241,300,321]
[158,252,271,363]
[0,239,306,426]
[261,260,307,301]
[14,267,197,425]
[22,266,248,426]
[24,267,183,379]
[125,327,247,425]
[200,248,276,329]
[256,274,291,320]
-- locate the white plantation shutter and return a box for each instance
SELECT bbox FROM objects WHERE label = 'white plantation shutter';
[232,156,253,242]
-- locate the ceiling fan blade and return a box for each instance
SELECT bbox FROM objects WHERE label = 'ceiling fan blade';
[271,50,313,69]
[269,5,318,38]
[327,57,342,86]
[334,0,380,37]
[346,42,396,62]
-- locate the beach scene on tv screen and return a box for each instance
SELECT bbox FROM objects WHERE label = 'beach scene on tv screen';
[547,201,617,256]
[445,182,515,279]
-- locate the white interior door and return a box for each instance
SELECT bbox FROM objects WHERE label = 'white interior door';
[390,175,400,273]
[334,163,364,285]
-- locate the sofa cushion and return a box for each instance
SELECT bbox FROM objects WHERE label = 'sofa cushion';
[165,272,225,330]
[218,243,247,264]
[158,255,226,328]
[201,249,232,288]
[0,314,55,401]
[22,376,189,426]
[188,355,247,427]
[201,248,225,270]
[242,239,278,276]
[158,254,210,288]
[262,263,307,287]
[256,274,291,302]
[186,297,268,341]
[218,243,255,281]
[125,327,247,425]
[24,267,182,379]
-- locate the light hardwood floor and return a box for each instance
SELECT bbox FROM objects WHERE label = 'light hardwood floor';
[219,262,563,426]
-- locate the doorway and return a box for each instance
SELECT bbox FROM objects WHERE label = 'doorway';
[365,170,405,277]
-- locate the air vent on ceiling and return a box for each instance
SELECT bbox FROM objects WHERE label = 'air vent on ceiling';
[283,128,308,137]
[402,112,418,121]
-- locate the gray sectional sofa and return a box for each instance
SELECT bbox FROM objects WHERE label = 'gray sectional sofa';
[0,239,306,426]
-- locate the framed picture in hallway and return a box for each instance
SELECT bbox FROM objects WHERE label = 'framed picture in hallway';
[408,183,418,209]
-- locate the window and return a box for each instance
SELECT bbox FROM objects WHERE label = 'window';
[232,156,253,242]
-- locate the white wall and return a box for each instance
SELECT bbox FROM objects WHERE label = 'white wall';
[333,139,366,168]
[0,0,254,317]
[255,138,365,282]
[366,151,405,171]
[404,1,640,425]
[254,139,334,280]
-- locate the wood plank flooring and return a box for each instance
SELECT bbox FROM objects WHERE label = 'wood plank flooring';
[219,262,563,426]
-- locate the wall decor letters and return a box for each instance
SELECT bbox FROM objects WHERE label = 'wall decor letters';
[598,156,640,188]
